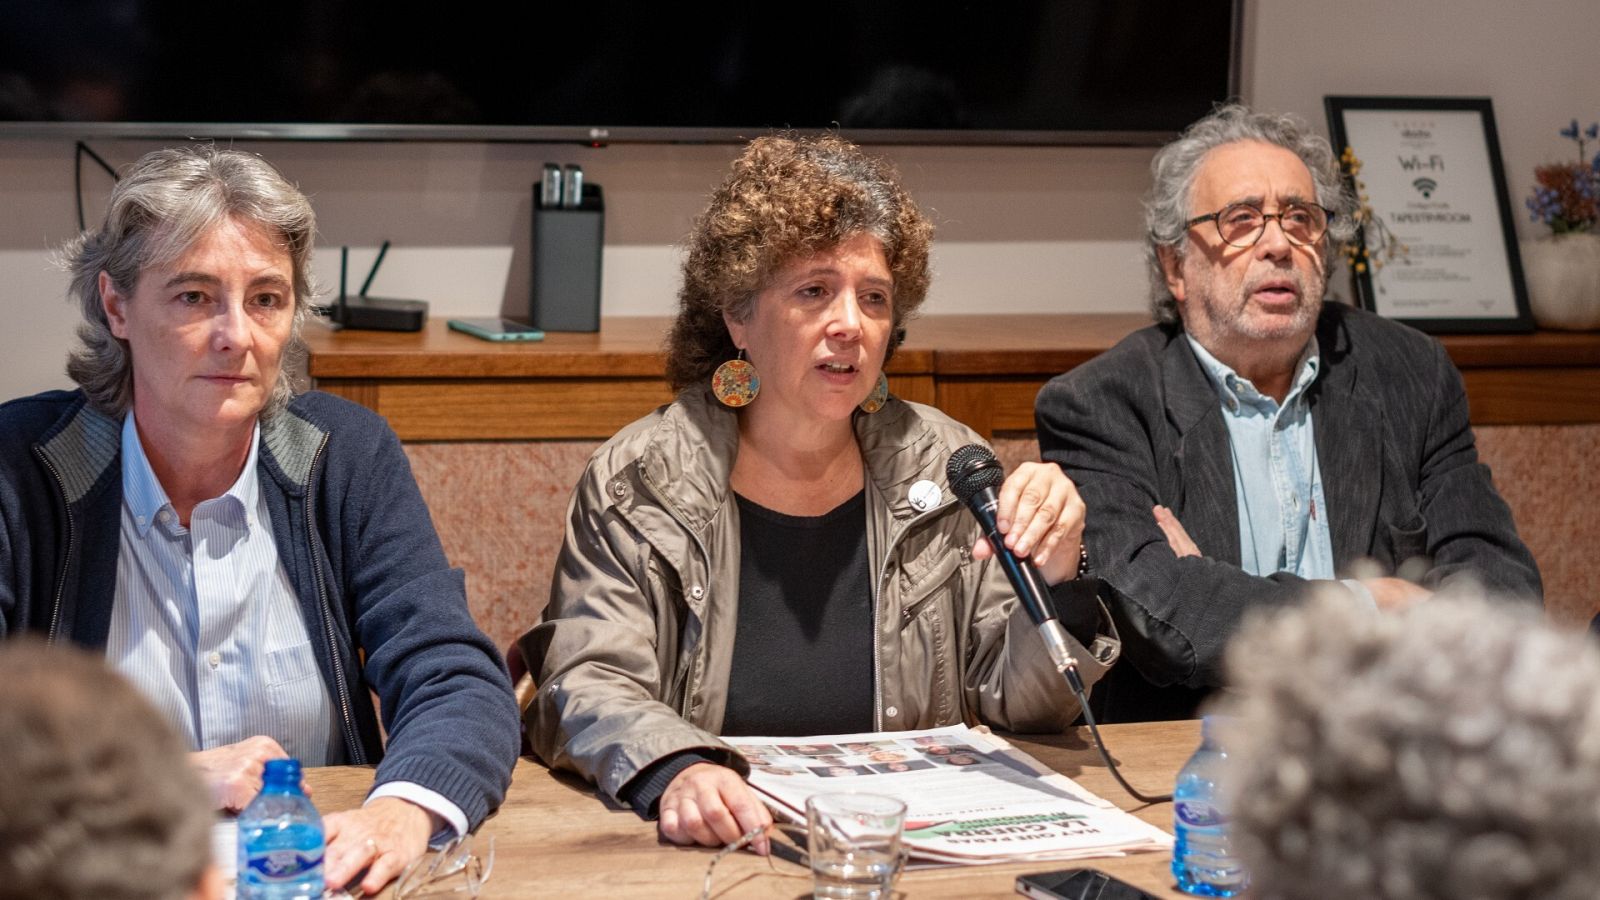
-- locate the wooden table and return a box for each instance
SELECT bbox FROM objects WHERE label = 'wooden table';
[305,314,1600,440]
[306,720,1200,898]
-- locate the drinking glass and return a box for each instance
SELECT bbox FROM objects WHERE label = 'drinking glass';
[805,793,906,900]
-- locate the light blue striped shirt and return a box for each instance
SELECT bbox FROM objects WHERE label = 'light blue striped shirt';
[108,413,466,838]
[108,413,341,764]
[1186,335,1338,580]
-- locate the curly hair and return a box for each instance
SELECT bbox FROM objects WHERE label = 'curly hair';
[1219,592,1600,900]
[664,133,934,392]
[62,146,319,418]
[0,639,214,900]
[1144,103,1357,324]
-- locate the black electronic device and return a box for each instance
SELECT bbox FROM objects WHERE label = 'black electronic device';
[1,1,1241,146]
[1017,868,1162,900]
[331,242,428,332]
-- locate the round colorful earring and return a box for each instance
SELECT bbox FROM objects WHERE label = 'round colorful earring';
[858,372,889,414]
[711,350,760,407]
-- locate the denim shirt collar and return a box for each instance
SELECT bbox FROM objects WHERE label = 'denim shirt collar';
[1185,334,1321,414]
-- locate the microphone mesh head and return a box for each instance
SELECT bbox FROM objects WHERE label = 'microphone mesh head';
[946,443,1005,504]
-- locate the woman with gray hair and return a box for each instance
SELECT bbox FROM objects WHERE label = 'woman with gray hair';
[521,133,1117,853]
[0,146,519,896]
[1221,592,1600,900]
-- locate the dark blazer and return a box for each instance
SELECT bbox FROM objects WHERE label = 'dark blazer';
[1037,303,1541,721]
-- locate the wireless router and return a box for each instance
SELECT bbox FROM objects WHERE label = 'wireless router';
[331,241,428,332]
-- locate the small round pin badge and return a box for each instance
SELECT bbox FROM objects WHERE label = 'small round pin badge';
[908,479,942,512]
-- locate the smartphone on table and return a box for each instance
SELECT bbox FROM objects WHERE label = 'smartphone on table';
[447,317,545,342]
[1017,867,1163,900]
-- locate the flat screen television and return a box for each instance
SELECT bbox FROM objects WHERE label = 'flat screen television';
[0,1,1241,145]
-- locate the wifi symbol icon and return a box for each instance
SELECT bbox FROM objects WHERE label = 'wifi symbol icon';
[1412,177,1438,198]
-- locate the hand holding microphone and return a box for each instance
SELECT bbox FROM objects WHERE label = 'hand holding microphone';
[946,444,1088,678]
[947,445,1087,589]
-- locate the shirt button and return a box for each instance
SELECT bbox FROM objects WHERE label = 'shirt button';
[690,585,704,600]
[885,706,899,718]
[207,652,221,669]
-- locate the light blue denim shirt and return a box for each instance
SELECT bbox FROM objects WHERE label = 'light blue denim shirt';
[1185,335,1337,580]
[108,413,466,837]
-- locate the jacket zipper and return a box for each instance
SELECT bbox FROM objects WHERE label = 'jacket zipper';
[302,434,365,766]
[869,497,956,730]
[634,469,713,718]
[34,447,75,643]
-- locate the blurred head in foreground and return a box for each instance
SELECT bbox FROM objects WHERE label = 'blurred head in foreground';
[0,640,220,900]
[1222,593,1600,900]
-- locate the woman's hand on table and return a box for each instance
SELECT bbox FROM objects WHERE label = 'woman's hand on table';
[323,796,433,895]
[659,763,772,855]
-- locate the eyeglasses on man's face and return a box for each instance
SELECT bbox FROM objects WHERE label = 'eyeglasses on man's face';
[1185,201,1334,248]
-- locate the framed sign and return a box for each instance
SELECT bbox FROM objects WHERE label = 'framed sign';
[1325,96,1533,333]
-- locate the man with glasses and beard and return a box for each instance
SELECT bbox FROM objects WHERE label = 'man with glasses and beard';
[1036,104,1540,723]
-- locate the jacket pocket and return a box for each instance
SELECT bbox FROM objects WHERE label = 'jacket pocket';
[1386,512,1429,568]
[897,554,963,631]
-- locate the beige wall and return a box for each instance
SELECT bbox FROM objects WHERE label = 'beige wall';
[2,0,1596,400]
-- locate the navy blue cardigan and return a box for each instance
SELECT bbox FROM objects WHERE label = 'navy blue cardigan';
[0,389,520,829]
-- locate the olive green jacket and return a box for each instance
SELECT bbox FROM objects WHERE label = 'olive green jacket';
[519,389,1118,801]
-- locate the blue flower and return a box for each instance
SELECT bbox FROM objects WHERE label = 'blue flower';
[1527,187,1565,226]
[1561,119,1580,140]
[1587,123,1600,140]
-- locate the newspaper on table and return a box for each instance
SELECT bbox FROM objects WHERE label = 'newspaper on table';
[727,724,1172,865]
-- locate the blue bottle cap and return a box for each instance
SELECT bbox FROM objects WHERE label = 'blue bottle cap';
[263,758,303,786]
[1199,714,1235,749]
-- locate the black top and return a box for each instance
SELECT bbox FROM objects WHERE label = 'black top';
[719,489,875,737]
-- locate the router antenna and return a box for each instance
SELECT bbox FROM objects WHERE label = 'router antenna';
[338,246,349,317]
[359,240,391,298]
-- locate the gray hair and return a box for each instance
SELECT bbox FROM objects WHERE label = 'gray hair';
[1143,103,1356,323]
[62,146,318,417]
[1220,592,1600,900]
[0,639,214,900]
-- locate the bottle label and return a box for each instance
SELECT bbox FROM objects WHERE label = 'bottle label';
[245,849,324,880]
[1175,800,1227,828]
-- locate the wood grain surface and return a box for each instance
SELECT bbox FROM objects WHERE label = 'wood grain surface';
[305,720,1202,899]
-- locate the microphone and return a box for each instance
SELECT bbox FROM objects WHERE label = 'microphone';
[945,444,1082,681]
[947,444,1172,804]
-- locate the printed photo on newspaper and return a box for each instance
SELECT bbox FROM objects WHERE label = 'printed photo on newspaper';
[726,724,1171,864]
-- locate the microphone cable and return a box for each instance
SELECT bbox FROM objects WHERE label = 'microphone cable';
[1056,658,1172,805]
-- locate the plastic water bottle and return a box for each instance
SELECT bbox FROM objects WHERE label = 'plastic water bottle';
[238,758,325,900]
[1171,716,1248,896]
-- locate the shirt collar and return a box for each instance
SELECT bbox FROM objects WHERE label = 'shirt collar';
[1185,334,1321,411]
[121,413,262,537]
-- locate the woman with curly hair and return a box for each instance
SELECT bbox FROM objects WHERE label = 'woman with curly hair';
[519,134,1118,852]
